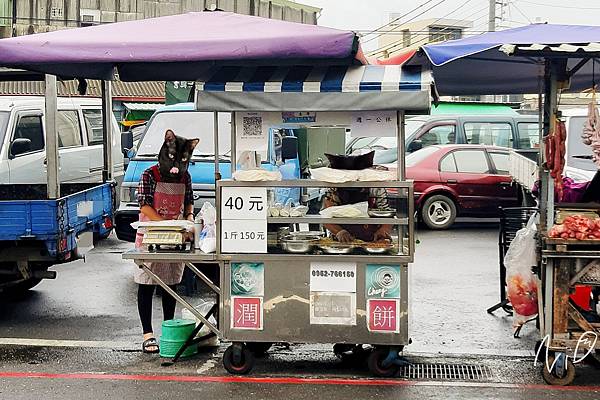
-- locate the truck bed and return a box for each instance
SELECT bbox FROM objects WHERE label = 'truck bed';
[0,183,114,259]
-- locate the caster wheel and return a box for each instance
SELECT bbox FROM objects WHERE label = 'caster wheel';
[367,348,399,377]
[246,342,272,357]
[333,343,354,357]
[223,345,255,375]
[541,354,575,386]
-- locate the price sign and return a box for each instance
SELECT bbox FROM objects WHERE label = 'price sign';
[221,219,267,253]
[221,187,267,220]
[310,262,356,293]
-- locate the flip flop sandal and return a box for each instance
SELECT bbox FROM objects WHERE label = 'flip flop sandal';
[142,338,159,354]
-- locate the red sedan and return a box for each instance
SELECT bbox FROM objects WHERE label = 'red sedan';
[404,145,518,229]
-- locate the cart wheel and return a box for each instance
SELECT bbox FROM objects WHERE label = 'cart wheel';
[246,342,272,357]
[223,344,255,375]
[333,343,354,357]
[367,348,400,377]
[541,354,575,386]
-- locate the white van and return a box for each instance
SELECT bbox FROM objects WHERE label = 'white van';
[0,96,124,184]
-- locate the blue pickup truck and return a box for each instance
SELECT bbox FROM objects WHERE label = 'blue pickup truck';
[0,183,114,294]
[115,103,233,242]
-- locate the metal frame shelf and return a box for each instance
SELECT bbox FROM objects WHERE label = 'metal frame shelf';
[267,216,408,225]
[221,253,413,263]
[218,179,414,189]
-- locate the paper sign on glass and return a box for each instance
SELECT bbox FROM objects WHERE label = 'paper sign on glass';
[350,111,397,137]
[221,187,267,220]
[221,219,267,253]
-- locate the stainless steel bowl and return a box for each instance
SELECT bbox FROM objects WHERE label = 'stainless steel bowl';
[288,231,325,240]
[319,244,354,254]
[280,234,319,254]
[364,246,391,254]
[368,209,396,218]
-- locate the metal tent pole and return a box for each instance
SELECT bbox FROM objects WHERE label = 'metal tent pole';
[214,112,221,181]
[44,74,60,199]
[396,110,405,181]
[101,80,114,182]
[541,60,560,230]
[230,112,237,174]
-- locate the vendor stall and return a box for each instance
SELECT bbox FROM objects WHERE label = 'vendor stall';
[407,24,600,385]
[126,63,432,375]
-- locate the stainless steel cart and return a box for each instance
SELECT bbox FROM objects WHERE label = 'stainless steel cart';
[124,64,432,376]
[195,64,431,376]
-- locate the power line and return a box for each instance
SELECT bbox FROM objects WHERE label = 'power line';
[368,0,487,57]
[368,0,483,56]
[354,29,490,34]
[360,0,441,38]
[510,1,533,23]
[361,0,449,44]
[518,0,600,10]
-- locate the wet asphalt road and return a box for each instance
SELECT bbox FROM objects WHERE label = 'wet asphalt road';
[1,222,599,399]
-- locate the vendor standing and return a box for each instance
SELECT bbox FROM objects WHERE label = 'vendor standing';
[322,152,392,243]
[134,129,199,353]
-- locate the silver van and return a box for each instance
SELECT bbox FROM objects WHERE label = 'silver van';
[0,96,124,184]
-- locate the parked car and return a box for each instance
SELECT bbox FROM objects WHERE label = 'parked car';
[0,96,124,185]
[346,114,540,162]
[405,145,519,229]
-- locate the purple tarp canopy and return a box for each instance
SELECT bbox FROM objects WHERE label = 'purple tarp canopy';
[0,11,363,81]
[407,24,600,95]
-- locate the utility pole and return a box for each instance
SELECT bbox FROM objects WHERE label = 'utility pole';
[488,0,496,32]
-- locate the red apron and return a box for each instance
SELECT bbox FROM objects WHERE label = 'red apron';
[134,165,186,285]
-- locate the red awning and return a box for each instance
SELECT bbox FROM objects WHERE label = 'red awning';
[374,49,418,65]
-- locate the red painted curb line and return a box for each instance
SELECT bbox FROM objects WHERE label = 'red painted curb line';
[0,371,600,392]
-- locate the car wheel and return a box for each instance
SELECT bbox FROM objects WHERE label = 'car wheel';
[421,194,457,230]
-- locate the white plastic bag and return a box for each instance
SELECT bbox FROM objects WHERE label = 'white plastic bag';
[181,301,219,347]
[199,202,217,253]
[504,214,539,328]
[320,201,369,218]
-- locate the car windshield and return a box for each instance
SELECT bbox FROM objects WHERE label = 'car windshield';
[406,146,439,167]
[136,111,231,158]
[567,116,596,171]
[0,111,9,152]
[346,118,425,154]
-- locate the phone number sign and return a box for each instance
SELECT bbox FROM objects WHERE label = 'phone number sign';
[310,262,357,293]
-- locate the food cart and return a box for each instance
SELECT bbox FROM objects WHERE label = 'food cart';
[406,24,600,385]
[125,64,432,375]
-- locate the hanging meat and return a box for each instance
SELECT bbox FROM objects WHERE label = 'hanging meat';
[545,116,566,201]
[581,98,600,166]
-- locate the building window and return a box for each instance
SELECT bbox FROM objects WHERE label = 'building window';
[402,29,411,47]
[429,26,462,43]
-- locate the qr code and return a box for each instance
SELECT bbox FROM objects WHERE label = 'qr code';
[242,116,262,137]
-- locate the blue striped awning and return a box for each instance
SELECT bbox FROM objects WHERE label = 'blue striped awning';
[195,65,432,113]
[197,65,428,93]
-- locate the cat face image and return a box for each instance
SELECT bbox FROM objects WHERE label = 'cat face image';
[158,130,199,182]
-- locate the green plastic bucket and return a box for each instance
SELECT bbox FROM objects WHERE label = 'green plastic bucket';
[159,319,197,358]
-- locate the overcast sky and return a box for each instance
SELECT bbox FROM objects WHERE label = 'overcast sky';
[303,0,600,51]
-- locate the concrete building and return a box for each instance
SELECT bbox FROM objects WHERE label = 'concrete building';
[374,17,473,60]
[0,0,320,38]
